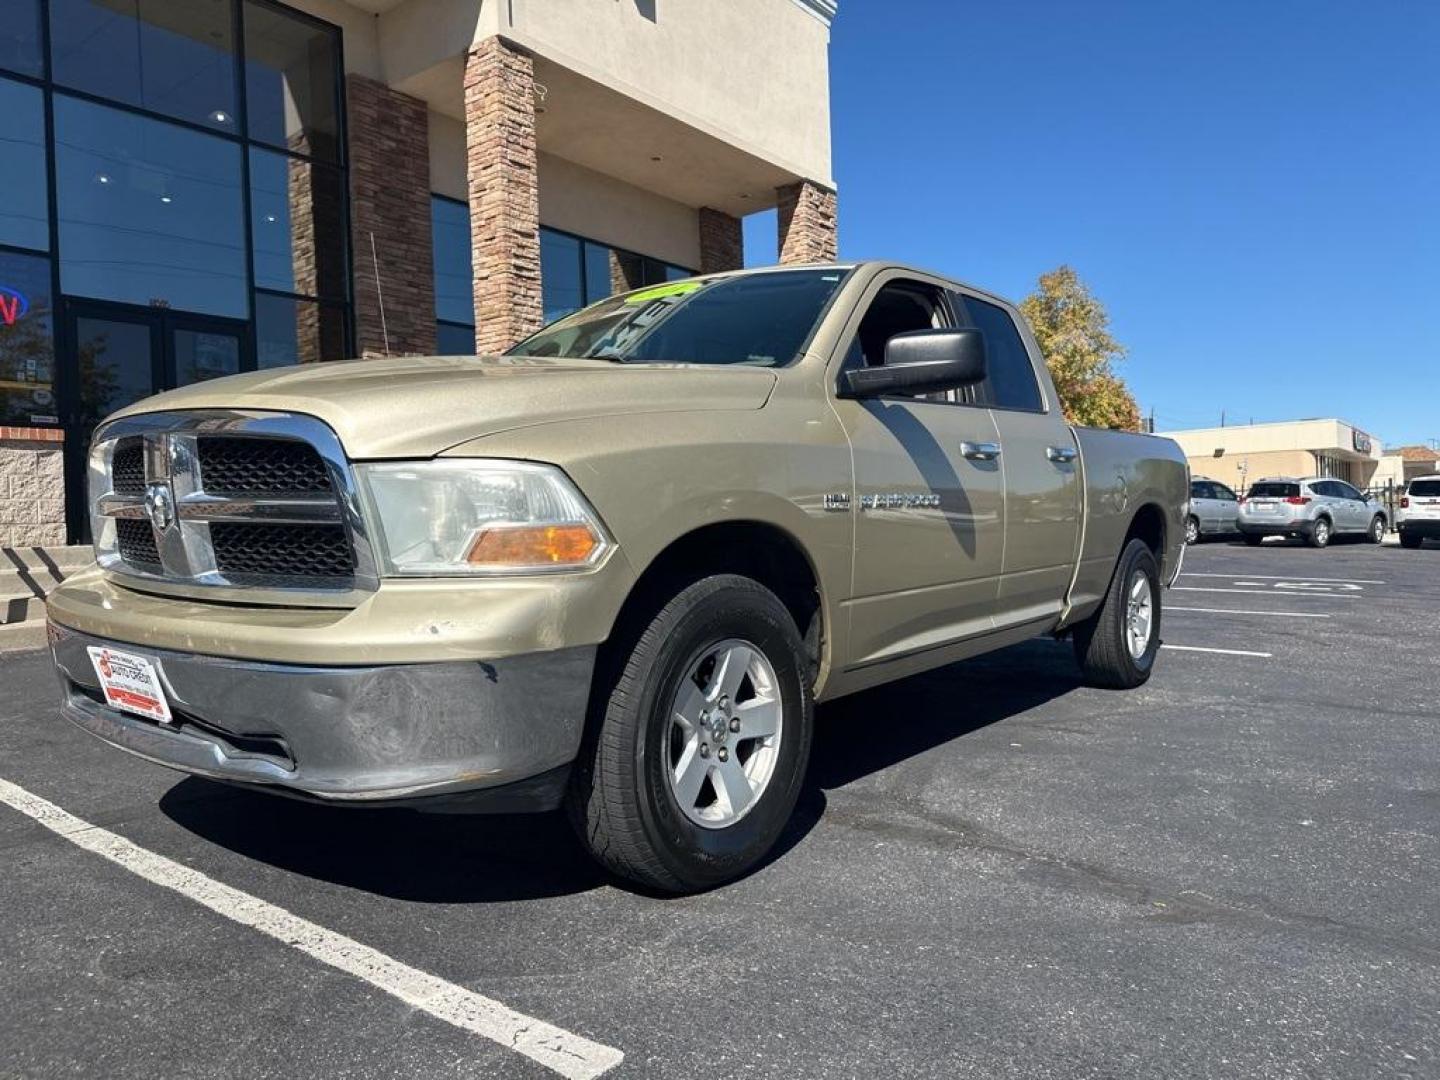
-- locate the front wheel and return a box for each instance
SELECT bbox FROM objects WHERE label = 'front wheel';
[1073,538,1161,689]
[567,574,813,893]
[1368,516,1386,544]
[1184,516,1201,545]
[1308,517,1332,548]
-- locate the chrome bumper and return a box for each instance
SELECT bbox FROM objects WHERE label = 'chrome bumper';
[49,621,595,805]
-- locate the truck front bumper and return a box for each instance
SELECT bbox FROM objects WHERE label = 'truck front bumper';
[49,621,595,809]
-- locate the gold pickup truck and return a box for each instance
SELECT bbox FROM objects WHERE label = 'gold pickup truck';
[47,262,1187,892]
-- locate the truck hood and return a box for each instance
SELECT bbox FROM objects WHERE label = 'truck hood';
[108,355,778,458]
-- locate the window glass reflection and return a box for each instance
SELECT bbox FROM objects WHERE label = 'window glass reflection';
[255,291,345,367]
[250,147,346,299]
[49,0,238,131]
[174,327,241,385]
[436,321,475,356]
[431,197,473,327]
[74,315,155,431]
[55,95,247,318]
[244,0,339,161]
[0,0,43,77]
[0,249,55,426]
[0,76,49,252]
[540,229,582,323]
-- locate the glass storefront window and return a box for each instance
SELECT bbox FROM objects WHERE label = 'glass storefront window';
[0,76,49,252]
[49,0,238,132]
[54,95,248,318]
[174,327,241,385]
[244,0,340,162]
[431,196,473,327]
[0,0,43,77]
[255,291,344,367]
[250,147,346,299]
[436,321,475,356]
[540,226,693,324]
[541,229,583,323]
[0,249,55,426]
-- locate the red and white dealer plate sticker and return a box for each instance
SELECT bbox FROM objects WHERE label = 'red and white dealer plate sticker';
[87,646,173,724]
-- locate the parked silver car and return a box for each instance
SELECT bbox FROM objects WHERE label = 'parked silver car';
[1397,475,1440,549]
[1186,477,1240,543]
[1238,476,1387,548]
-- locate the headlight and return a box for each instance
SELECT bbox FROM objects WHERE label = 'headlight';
[357,459,612,576]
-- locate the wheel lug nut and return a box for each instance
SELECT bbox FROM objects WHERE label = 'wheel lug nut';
[699,743,710,758]
[718,747,728,762]
[729,717,741,733]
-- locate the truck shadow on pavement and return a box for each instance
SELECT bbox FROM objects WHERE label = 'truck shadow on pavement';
[159,638,1082,902]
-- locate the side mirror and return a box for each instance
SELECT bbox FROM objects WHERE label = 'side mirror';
[839,328,987,399]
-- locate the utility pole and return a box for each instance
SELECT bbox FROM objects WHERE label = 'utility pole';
[1221,409,1226,428]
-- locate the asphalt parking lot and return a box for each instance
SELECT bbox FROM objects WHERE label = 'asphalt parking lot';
[3,537,1438,1079]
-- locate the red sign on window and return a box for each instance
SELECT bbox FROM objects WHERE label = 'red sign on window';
[0,286,30,327]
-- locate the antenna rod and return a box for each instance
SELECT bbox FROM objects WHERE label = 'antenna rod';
[369,231,391,357]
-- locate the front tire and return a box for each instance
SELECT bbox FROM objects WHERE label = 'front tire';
[1073,538,1161,689]
[1184,516,1201,545]
[1308,517,1332,548]
[567,574,813,893]
[1368,515,1386,544]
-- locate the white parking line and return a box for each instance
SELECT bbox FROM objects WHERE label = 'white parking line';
[1162,644,1273,658]
[0,778,624,1080]
[1169,606,1331,619]
[1174,586,1356,599]
[1182,572,1385,585]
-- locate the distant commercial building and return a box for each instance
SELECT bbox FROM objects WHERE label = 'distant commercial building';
[1158,418,1384,494]
[1388,445,1440,483]
[0,0,839,545]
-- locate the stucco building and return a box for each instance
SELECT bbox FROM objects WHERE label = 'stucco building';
[1159,418,1385,495]
[0,0,839,545]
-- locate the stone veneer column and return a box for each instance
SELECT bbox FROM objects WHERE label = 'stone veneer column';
[464,37,542,354]
[0,427,65,546]
[697,207,743,273]
[776,180,838,264]
[346,75,436,357]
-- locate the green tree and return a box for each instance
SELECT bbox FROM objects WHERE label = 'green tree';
[1018,265,1140,431]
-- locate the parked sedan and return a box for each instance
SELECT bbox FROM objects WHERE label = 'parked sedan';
[1397,475,1440,549]
[1238,477,1387,548]
[1186,477,1240,543]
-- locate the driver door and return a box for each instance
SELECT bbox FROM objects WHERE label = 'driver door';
[830,273,1005,669]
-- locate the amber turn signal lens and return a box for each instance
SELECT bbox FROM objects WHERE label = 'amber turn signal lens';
[464,523,600,567]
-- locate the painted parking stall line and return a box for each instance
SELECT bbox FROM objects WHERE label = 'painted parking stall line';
[1173,586,1358,599]
[1162,644,1273,658]
[1182,572,1384,585]
[1168,606,1331,619]
[0,778,624,1080]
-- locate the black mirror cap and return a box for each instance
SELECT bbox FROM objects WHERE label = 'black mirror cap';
[838,328,988,399]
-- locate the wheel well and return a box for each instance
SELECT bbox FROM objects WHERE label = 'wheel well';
[608,521,823,677]
[1125,503,1166,559]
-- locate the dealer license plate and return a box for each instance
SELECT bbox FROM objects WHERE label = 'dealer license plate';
[87,646,173,724]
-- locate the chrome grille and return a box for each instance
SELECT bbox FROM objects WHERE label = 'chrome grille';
[90,411,377,601]
[198,437,332,497]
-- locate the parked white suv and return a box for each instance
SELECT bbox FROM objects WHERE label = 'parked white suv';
[1397,475,1440,549]
[1238,477,1387,548]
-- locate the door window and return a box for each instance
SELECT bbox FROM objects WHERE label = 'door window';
[842,280,953,402]
[1190,481,1215,501]
[1214,484,1237,502]
[950,292,1044,412]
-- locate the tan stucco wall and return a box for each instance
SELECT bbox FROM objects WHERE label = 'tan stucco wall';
[536,153,700,270]
[1188,450,1317,494]
[428,113,701,268]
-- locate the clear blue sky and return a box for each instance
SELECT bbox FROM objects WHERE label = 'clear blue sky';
[744,1,1440,447]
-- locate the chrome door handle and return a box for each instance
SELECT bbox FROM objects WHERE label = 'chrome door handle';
[1047,445,1078,463]
[961,441,1001,461]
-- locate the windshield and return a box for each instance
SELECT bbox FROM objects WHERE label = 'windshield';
[508,269,849,367]
[1248,482,1300,498]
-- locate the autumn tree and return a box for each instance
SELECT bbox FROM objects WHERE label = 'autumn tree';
[1018,266,1140,431]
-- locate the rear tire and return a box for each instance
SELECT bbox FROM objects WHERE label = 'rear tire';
[1367,516,1386,544]
[1184,516,1200,545]
[1242,532,1264,546]
[1308,517,1332,548]
[1073,538,1161,690]
[567,574,813,893]
[1400,531,1423,550]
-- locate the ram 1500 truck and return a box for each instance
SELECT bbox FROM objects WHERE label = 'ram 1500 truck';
[48,262,1187,892]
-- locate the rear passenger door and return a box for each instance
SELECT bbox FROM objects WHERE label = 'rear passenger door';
[1212,482,1239,531]
[1332,480,1368,531]
[951,289,1082,628]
